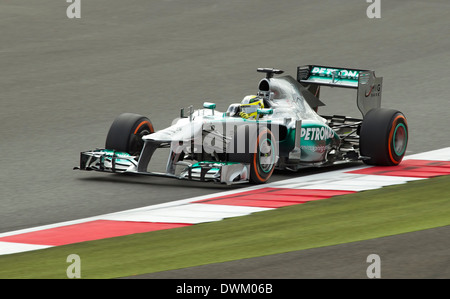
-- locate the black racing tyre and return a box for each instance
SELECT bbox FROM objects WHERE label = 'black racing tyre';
[359,108,408,166]
[228,126,277,184]
[105,113,154,155]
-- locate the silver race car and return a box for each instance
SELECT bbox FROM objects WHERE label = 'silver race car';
[75,65,408,184]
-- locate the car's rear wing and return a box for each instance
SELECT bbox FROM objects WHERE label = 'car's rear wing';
[297,65,383,116]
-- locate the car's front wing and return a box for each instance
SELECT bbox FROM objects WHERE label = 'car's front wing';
[74,149,250,185]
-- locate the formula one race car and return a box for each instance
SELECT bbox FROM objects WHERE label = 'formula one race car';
[75,65,408,185]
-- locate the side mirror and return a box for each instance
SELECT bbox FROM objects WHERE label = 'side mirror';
[257,108,273,115]
[203,102,216,109]
[203,102,216,115]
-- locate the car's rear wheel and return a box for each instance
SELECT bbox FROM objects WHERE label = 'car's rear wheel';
[105,113,154,155]
[359,108,408,166]
[228,126,277,184]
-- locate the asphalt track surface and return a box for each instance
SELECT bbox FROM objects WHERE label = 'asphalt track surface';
[1,0,449,278]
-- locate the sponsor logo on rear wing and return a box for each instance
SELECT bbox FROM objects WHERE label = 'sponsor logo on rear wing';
[297,65,383,117]
[297,65,369,88]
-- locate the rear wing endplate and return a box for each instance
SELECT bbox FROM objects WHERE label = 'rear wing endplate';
[297,65,383,116]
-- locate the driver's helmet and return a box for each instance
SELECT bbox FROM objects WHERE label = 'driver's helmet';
[239,95,264,119]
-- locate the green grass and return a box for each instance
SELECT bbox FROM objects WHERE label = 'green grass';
[1,176,449,279]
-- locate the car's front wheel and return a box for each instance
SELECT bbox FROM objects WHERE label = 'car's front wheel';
[228,126,277,184]
[105,113,154,156]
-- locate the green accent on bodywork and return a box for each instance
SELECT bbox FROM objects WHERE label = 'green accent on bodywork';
[279,122,340,162]
[309,76,359,85]
[101,149,132,157]
[192,161,240,168]
[283,123,340,147]
[203,102,216,109]
[257,108,274,115]
[300,122,339,142]
[310,67,360,84]
[98,149,134,164]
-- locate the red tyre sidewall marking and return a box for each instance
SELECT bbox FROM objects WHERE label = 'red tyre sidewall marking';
[134,120,154,135]
[388,115,407,165]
